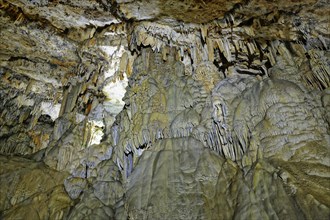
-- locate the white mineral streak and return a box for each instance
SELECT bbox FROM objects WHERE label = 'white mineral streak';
[76,113,86,123]
[103,75,128,107]
[88,120,105,146]
[100,45,129,115]
[40,102,61,121]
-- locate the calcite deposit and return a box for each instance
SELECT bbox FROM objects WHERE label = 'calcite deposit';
[0,0,329,219]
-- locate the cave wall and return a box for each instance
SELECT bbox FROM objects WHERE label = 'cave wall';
[0,0,329,219]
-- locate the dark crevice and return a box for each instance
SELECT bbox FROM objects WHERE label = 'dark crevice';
[38,115,55,125]
[236,68,261,76]
[217,50,234,75]
[264,59,272,69]
[237,17,254,27]
[8,56,34,63]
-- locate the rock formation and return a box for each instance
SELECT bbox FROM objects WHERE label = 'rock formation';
[0,0,329,219]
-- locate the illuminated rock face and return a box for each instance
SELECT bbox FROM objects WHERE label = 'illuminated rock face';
[110,48,330,219]
[0,0,329,219]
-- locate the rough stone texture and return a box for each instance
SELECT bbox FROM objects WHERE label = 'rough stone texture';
[0,0,329,219]
[0,155,73,219]
[123,137,239,219]
[109,48,329,219]
[121,137,330,219]
[67,159,124,219]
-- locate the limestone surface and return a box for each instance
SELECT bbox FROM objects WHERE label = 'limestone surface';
[0,0,329,219]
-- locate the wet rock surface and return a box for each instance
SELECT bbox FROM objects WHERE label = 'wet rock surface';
[0,0,329,219]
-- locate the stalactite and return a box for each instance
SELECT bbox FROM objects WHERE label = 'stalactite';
[1,1,330,218]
